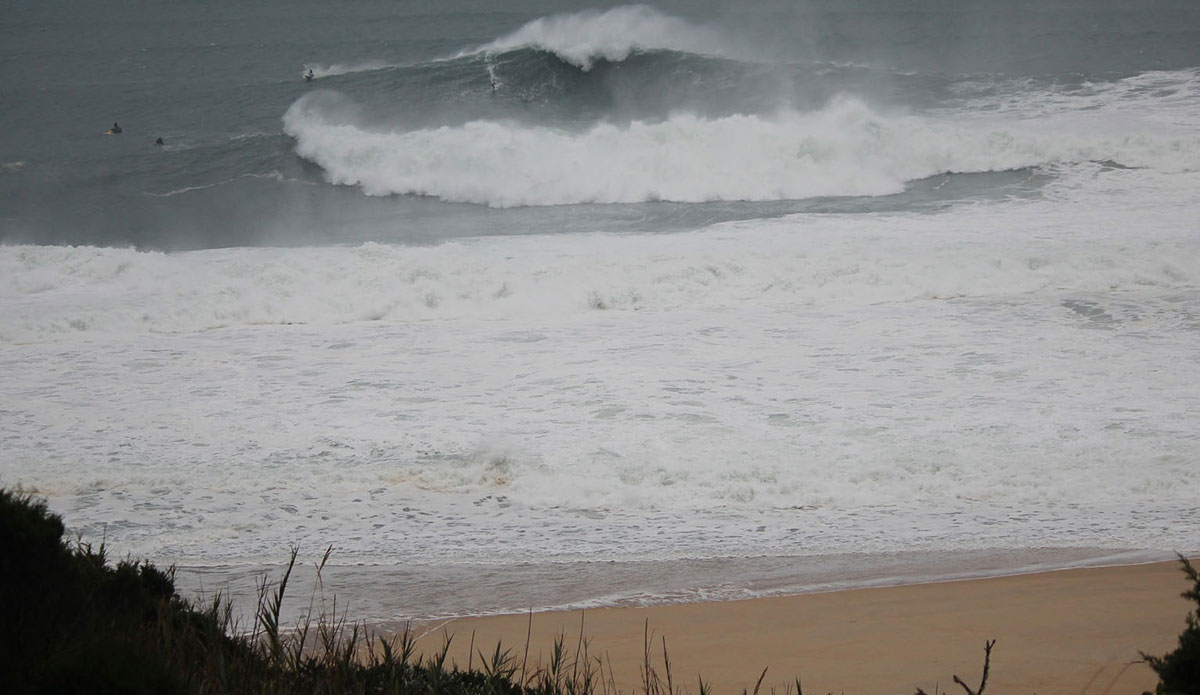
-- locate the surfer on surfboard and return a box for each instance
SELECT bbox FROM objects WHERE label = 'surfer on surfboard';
[305,69,314,81]
[106,122,122,134]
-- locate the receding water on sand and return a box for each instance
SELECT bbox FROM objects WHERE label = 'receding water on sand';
[175,548,1173,625]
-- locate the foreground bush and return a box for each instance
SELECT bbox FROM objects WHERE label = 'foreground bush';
[1143,555,1200,695]
[0,488,548,695]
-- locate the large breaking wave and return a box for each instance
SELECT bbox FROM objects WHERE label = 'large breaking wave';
[283,89,1198,207]
[281,4,1200,208]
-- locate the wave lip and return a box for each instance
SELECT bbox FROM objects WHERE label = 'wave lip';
[462,5,726,70]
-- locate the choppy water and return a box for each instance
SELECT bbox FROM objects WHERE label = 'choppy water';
[3,0,1199,621]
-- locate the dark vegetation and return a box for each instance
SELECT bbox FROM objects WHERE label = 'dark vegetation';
[1143,555,1200,695]
[1,487,1196,695]
[2,487,524,695]
[0,486,704,695]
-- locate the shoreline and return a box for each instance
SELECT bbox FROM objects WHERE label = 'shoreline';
[396,558,1195,695]
[174,547,1180,626]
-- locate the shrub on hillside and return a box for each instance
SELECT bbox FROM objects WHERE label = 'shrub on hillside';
[1143,555,1200,695]
[0,487,592,695]
[0,488,199,693]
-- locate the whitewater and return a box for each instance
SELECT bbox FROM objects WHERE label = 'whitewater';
[281,72,1200,207]
[2,2,1199,620]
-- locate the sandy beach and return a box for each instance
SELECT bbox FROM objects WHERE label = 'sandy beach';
[403,559,1194,695]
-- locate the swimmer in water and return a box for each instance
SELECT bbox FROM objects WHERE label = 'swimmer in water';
[155,137,164,146]
[305,69,314,81]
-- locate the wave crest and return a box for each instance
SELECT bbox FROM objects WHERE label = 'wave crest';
[466,5,725,71]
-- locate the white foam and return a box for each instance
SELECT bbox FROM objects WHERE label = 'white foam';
[4,175,1199,572]
[952,68,1200,127]
[461,5,726,70]
[144,171,289,198]
[6,279,1199,567]
[282,87,1200,207]
[2,172,1198,343]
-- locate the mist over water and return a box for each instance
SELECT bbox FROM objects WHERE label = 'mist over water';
[3,1,1199,621]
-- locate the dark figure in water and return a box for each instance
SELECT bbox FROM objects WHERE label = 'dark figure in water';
[305,69,314,81]
[110,122,122,134]
[155,137,164,146]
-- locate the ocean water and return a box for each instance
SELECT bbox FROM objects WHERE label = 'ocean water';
[3,1,1199,621]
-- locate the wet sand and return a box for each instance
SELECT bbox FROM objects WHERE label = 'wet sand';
[403,559,1194,695]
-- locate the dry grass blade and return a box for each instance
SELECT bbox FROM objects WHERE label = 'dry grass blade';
[752,666,769,695]
[256,545,298,666]
[521,607,533,687]
[662,636,674,695]
[952,640,995,695]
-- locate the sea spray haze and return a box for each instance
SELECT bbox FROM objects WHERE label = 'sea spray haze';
[2,0,1199,620]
